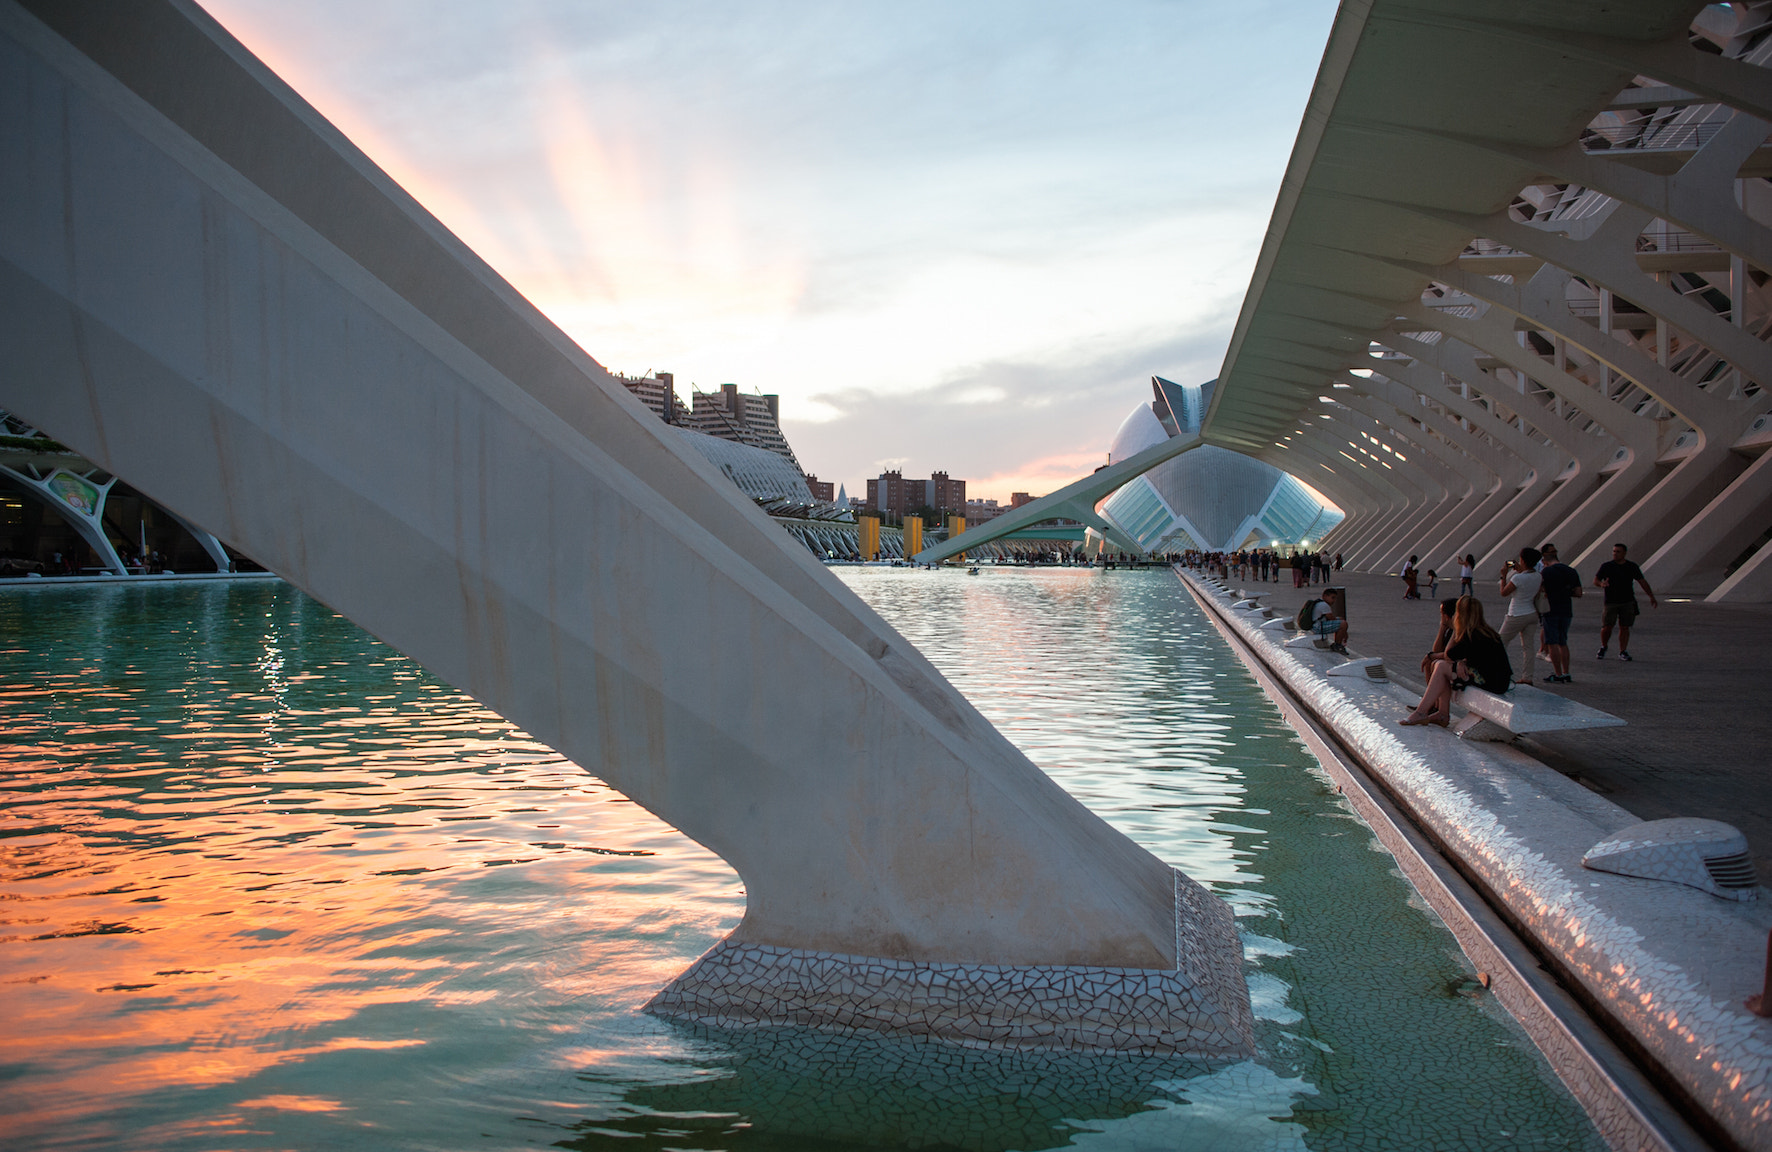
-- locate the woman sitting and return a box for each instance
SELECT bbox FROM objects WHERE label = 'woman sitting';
[1401,596,1512,726]
[1419,598,1458,681]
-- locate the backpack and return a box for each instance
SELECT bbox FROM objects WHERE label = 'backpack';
[1295,598,1321,632]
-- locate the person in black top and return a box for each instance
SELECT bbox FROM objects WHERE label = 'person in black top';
[1402,596,1511,726]
[1538,545,1582,683]
[1594,542,1657,661]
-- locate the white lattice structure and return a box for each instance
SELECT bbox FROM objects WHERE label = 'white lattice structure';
[1206,1,1772,603]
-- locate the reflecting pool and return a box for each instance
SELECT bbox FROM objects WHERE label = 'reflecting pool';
[0,569,1601,1150]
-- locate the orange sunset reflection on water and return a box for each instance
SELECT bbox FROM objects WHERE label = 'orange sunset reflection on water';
[0,582,740,1147]
[1,574,1608,1152]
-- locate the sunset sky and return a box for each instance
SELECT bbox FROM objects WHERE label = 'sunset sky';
[199,0,1337,501]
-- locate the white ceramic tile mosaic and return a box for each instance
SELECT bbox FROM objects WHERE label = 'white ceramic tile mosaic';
[1185,571,1772,1151]
[648,870,1255,1058]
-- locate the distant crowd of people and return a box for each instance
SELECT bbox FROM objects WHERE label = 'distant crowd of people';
[1184,548,1344,588]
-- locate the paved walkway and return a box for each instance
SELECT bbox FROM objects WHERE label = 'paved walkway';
[1198,565,1772,879]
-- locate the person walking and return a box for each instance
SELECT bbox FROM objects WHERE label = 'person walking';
[1457,553,1475,597]
[1595,543,1657,660]
[1497,547,1542,685]
[1538,545,1581,683]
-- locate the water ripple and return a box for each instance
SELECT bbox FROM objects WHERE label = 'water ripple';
[0,572,1599,1151]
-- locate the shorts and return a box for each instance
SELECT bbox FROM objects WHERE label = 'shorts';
[1541,613,1572,646]
[1602,602,1639,628]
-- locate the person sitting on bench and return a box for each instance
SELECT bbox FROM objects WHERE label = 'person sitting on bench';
[1420,597,1458,681]
[1401,596,1511,726]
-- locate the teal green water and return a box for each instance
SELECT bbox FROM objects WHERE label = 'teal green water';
[0,568,1600,1150]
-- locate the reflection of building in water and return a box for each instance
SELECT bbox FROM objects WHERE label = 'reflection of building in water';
[1097,378,1341,554]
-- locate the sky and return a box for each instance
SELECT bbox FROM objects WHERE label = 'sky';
[198,0,1338,501]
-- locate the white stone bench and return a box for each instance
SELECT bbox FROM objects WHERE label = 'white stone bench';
[1452,684,1626,741]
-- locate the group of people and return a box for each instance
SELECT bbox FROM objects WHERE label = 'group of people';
[1401,541,1657,725]
[1188,548,1344,587]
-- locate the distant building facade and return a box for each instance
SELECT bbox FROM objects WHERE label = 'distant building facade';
[691,383,802,470]
[964,498,1005,524]
[616,371,690,424]
[1010,492,1035,509]
[866,469,967,516]
[805,474,835,503]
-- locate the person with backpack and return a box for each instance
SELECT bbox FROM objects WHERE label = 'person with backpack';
[1296,588,1348,655]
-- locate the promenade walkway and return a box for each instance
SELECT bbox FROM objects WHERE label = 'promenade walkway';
[1198,566,1772,879]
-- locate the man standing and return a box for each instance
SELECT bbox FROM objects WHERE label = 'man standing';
[1538,544,1581,683]
[1595,543,1657,661]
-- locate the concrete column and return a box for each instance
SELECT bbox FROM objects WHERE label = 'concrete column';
[0,1,1253,1055]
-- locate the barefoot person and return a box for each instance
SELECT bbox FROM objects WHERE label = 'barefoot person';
[1402,597,1512,726]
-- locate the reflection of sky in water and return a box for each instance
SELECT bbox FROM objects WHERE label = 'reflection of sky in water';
[0,573,1599,1150]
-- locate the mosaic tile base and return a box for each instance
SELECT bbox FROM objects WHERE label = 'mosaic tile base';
[646,870,1254,1058]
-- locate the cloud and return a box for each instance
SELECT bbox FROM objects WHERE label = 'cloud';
[785,313,1236,500]
[195,0,1338,499]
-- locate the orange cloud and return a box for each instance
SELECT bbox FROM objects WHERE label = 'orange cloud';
[967,450,1107,503]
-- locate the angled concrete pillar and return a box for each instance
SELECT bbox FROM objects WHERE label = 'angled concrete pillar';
[1643,445,1772,592]
[0,0,1252,1055]
[913,431,1200,564]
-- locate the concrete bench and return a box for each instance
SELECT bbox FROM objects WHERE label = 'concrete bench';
[1452,684,1626,741]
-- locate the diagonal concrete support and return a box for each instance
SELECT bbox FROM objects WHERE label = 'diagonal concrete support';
[0,0,1252,1054]
[912,431,1201,564]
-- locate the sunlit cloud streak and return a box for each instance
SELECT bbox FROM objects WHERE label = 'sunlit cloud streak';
[199,0,1336,498]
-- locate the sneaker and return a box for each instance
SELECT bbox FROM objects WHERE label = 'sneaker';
[1543,674,1562,684]
[1619,651,1632,662]
[1596,646,1607,659]
[1538,650,1552,662]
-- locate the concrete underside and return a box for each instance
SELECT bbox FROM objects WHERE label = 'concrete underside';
[1202,0,1772,603]
[0,0,1253,1052]
[1181,569,1771,1152]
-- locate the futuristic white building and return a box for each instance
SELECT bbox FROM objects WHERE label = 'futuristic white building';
[1204,1,1772,602]
[938,2,1772,609]
[1098,377,1342,554]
